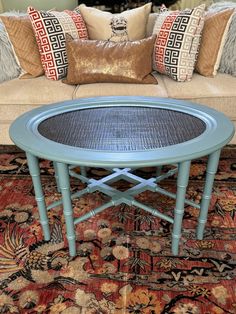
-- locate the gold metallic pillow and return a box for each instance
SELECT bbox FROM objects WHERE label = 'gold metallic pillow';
[63,36,157,85]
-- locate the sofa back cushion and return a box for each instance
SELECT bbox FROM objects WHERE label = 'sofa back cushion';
[146,13,159,37]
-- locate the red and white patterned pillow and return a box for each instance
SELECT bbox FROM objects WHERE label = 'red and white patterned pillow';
[152,4,205,82]
[28,7,88,80]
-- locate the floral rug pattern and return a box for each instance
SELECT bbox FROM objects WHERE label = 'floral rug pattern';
[0,145,235,313]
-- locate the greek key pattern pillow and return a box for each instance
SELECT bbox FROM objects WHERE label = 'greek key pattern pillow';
[152,4,205,82]
[28,7,88,80]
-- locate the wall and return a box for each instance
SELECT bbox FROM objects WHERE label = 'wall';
[170,0,212,10]
[0,0,77,12]
[171,0,236,10]
[1,0,236,13]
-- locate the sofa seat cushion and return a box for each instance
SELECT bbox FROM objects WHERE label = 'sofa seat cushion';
[0,76,76,106]
[74,73,168,98]
[163,73,236,119]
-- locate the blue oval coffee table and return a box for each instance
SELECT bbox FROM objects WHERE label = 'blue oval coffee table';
[9,96,235,256]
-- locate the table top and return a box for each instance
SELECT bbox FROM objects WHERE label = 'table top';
[9,96,235,167]
[38,106,206,151]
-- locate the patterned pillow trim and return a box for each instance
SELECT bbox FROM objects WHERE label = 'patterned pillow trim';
[28,7,88,80]
[65,10,88,39]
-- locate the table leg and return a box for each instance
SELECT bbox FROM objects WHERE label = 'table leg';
[172,160,191,255]
[80,166,87,177]
[156,166,162,177]
[26,152,50,240]
[56,162,76,257]
[53,161,61,193]
[197,149,221,239]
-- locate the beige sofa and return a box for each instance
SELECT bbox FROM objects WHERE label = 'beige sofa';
[0,14,236,145]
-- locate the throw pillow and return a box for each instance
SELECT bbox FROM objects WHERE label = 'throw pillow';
[28,7,88,80]
[63,35,157,85]
[152,4,205,82]
[207,2,236,77]
[195,8,234,77]
[1,15,44,78]
[0,18,21,83]
[77,3,152,41]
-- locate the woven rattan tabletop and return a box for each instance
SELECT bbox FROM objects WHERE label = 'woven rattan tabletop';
[38,106,206,151]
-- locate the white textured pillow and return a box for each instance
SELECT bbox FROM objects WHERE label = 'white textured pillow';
[77,3,152,41]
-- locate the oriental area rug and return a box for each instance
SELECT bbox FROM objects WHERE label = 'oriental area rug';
[0,145,235,314]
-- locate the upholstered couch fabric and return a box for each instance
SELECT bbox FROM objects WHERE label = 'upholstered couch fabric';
[162,73,236,119]
[0,76,75,105]
[74,75,168,98]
